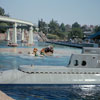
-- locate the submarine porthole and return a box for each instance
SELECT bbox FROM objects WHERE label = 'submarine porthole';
[84,72,87,74]
[82,61,86,66]
[45,72,48,74]
[63,72,66,74]
[93,57,95,59]
[74,60,78,66]
[40,72,43,74]
[49,72,52,74]
[76,72,79,74]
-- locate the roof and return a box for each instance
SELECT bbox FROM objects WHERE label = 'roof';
[87,31,100,39]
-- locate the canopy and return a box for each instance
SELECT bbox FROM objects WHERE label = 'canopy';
[87,31,100,39]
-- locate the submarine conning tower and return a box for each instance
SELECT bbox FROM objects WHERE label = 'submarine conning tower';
[68,47,100,68]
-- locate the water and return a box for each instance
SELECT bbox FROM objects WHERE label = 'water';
[0,85,100,100]
[0,41,99,100]
[0,52,69,71]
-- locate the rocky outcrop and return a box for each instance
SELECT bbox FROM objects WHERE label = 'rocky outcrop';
[0,33,6,40]
[38,32,48,42]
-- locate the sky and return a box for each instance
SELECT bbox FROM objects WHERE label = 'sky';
[0,0,100,25]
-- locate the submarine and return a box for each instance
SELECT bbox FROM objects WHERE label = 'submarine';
[0,47,100,84]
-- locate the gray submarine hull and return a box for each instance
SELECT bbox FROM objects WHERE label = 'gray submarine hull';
[0,65,100,84]
[1,47,100,84]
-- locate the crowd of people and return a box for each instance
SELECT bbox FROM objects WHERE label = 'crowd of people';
[32,45,54,56]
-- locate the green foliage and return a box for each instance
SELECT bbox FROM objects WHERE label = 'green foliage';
[0,7,5,16]
[72,22,80,28]
[48,19,60,34]
[0,23,8,26]
[38,19,84,40]
[68,28,83,39]
[58,32,68,39]
[48,20,68,39]
[65,24,71,32]
[81,25,91,32]
[94,25,100,33]
[0,6,9,17]
[47,34,59,39]
[68,22,83,39]
[0,22,8,33]
[0,7,10,33]
[59,23,66,32]
[38,19,48,35]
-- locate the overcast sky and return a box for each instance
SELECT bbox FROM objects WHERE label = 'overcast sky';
[0,0,100,25]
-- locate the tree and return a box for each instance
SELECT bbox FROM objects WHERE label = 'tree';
[48,20,68,39]
[60,23,66,32]
[65,24,71,32]
[68,28,83,39]
[48,19,60,34]
[38,19,48,35]
[72,22,80,28]
[0,6,9,17]
[0,22,8,33]
[0,7,10,33]
[94,25,100,33]
[0,7,5,16]
[81,25,92,32]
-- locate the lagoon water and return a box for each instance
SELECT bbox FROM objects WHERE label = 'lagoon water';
[0,41,100,100]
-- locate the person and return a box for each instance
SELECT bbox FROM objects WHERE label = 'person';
[40,48,45,56]
[44,47,50,53]
[45,45,54,53]
[49,45,54,53]
[40,45,54,56]
[33,48,38,56]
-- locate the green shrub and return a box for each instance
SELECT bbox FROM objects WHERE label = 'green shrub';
[47,34,59,39]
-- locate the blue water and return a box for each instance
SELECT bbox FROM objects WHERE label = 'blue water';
[0,52,69,71]
[0,41,99,100]
[0,85,100,100]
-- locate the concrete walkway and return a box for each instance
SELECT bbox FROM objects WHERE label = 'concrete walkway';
[0,91,14,100]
